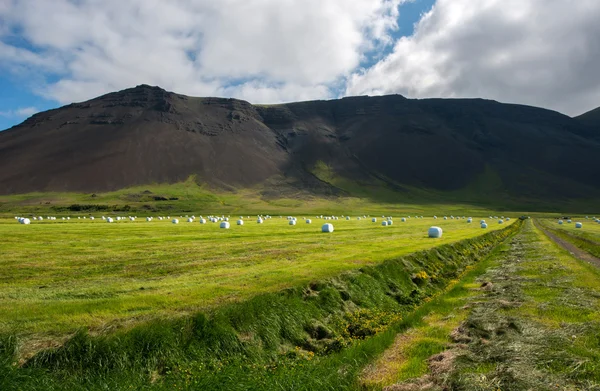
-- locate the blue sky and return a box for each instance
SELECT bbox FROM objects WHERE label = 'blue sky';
[0,0,435,131]
[1,0,599,132]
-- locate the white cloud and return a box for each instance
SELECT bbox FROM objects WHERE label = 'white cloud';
[2,0,600,116]
[346,0,600,115]
[0,0,402,104]
[0,107,38,117]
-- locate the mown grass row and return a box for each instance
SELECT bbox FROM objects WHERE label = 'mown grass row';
[0,221,522,390]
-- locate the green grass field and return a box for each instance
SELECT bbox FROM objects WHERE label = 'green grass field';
[0,215,513,342]
[541,217,600,242]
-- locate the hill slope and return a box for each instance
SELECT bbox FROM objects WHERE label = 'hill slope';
[576,106,600,130]
[0,85,598,204]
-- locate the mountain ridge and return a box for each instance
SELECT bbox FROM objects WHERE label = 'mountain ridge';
[1,85,598,205]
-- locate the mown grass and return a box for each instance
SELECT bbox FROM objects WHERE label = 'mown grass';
[359,229,516,390]
[0,215,514,342]
[539,217,600,258]
[0,221,521,391]
[385,220,600,390]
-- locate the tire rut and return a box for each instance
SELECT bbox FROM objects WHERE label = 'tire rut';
[533,219,600,269]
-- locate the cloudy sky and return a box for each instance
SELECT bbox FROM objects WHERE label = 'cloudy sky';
[1,0,599,130]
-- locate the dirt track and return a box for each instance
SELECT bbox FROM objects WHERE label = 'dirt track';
[534,219,600,269]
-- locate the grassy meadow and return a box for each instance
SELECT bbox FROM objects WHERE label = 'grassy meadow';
[0,215,513,341]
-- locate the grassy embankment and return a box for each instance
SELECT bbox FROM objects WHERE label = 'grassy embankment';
[369,220,600,390]
[0,219,521,390]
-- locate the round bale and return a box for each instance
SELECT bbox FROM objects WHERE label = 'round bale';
[322,223,334,233]
[428,226,443,238]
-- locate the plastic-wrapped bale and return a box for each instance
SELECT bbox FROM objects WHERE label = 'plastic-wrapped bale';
[306,219,312,224]
[257,218,263,224]
[20,218,31,225]
[187,218,194,223]
[498,219,504,224]
[382,221,389,226]
[575,222,583,228]
[387,220,394,226]
[172,219,179,224]
[237,219,244,226]
[481,222,488,229]
[567,220,572,224]
[506,218,510,221]
[558,220,564,225]
[220,221,230,229]
[90,217,95,220]
[107,217,114,223]
[443,216,448,220]
[428,226,443,238]
[289,220,297,226]
[147,217,152,222]
[433,216,437,219]
[467,218,473,223]
[322,223,334,233]
[357,217,361,221]
[346,216,351,220]
[200,219,207,224]
[372,218,377,222]
[401,218,406,222]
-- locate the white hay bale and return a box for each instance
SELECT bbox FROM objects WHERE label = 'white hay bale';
[187,218,194,223]
[428,226,443,238]
[237,219,244,226]
[443,216,447,220]
[382,221,389,226]
[498,219,504,224]
[322,223,334,233]
[172,219,179,224]
[433,216,437,219]
[372,218,377,222]
[147,217,152,222]
[388,220,394,226]
[107,217,114,223]
[481,223,488,229]
[21,218,31,225]
[467,218,473,223]
[346,216,351,220]
[220,221,230,229]
[289,220,297,226]
[575,222,583,228]
[257,218,263,224]
[306,219,312,224]
[558,220,564,225]
[200,219,207,224]
[401,218,406,222]
[506,218,510,221]
[90,217,95,220]
[567,220,572,224]
[357,217,361,221]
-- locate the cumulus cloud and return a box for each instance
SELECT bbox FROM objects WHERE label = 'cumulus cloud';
[0,107,38,117]
[346,0,600,115]
[0,0,402,104]
[1,0,600,115]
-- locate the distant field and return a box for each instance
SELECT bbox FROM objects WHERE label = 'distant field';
[0,215,513,340]
[540,217,600,242]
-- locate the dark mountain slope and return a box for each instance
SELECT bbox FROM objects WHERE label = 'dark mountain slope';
[576,106,600,130]
[0,85,598,203]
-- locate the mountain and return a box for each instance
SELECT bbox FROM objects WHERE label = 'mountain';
[0,85,599,205]
[576,106,600,130]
